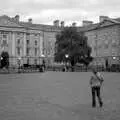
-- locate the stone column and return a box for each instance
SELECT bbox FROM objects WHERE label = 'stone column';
[11,32,16,66]
[23,33,26,64]
[40,33,43,55]
[23,33,26,56]
[12,32,15,56]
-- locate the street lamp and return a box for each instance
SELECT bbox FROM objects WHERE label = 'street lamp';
[41,54,45,58]
[0,57,3,68]
[65,54,69,59]
[41,54,45,63]
[41,54,45,65]
[18,57,21,65]
[18,57,21,73]
[113,56,116,60]
[41,54,45,72]
[65,54,69,65]
[65,54,69,64]
[18,57,21,60]
[65,54,69,71]
[1,57,3,60]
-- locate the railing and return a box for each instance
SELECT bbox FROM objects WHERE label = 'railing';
[0,55,120,73]
[47,64,120,72]
[0,64,120,74]
[0,64,45,74]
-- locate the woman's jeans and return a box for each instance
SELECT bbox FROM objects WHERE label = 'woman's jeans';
[91,86,103,107]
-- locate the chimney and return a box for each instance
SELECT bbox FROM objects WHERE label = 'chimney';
[53,20,59,27]
[14,15,20,22]
[72,22,76,27]
[82,20,93,26]
[61,21,64,27]
[28,18,32,23]
[99,16,109,22]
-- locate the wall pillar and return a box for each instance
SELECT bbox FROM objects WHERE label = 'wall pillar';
[11,32,16,66]
[23,33,26,56]
[12,32,15,56]
[23,33,26,64]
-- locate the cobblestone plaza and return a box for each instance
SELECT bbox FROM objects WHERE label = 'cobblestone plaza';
[0,72,120,120]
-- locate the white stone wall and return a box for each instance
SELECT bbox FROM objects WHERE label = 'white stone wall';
[43,31,57,65]
[85,25,120,66]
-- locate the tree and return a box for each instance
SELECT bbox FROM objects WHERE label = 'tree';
[55,27,93,69]
[0,52,9,68]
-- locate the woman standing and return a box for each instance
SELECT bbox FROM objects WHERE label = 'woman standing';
[90,70,104,108]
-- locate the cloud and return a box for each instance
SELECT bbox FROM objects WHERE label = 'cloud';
[25,9,100,26]
[0,0,120,25]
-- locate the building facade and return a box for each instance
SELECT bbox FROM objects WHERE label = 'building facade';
[0,15,120,67]
[0,15,61,67]
[84,16,120,67]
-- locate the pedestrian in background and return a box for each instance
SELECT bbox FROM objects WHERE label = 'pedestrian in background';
[90,69,104,108]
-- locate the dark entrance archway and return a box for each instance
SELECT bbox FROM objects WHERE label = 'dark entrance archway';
[0,52,9,68]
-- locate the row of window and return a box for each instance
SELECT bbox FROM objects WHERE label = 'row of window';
[0,34,8,46]
[17,47,38,56]
[17,39,38,46]
[0,39,39,47]
[26,58,38,65]
[26,33,40,36]
[17,33,40,37]
[94,42,119,50]
[0,32,40,36]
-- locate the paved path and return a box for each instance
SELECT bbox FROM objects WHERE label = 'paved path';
[0,72,120,120]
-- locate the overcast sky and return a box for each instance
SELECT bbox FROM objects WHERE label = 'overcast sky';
[0,0,120,26]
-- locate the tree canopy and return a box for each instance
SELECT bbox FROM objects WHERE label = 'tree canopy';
[54,27,93,66]
[0,51,9,68]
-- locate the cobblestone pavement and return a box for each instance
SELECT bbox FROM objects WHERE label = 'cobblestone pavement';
[0,72,120,120]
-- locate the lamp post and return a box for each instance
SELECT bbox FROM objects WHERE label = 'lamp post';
[65,54,69,71]
[65,54,69,65]
[18,57,21,73]
[1,57,3,60]
[41,54,45,65]
[41,54,45,72]
[105,58,108,71]
[41,54,45,58]
[65,54,69,59]
[0,57,3,68]
[113,56,116,60]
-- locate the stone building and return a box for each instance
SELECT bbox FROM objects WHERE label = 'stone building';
[0,15,61,67]
[82,16,120,67]
[0,15,120,67]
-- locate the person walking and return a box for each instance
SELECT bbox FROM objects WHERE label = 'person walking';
[90,69,104,108]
